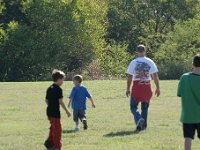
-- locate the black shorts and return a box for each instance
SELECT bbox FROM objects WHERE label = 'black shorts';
[73,109,86,122]
[183,123,200,139]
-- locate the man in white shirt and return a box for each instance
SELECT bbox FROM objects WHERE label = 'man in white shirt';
[126,45,160,132]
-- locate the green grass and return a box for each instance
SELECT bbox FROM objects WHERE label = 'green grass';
[0,80,200,150]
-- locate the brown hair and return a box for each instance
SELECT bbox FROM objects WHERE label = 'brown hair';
[52,69,65,82]
[73,75,83,83]
[193,54,200,67]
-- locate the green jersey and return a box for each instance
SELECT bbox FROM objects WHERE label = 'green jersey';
[178,72,200,123]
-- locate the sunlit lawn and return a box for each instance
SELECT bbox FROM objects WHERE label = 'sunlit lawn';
[0,80,200,150]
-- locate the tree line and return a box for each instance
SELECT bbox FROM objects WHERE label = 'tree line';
[0,0,200,81]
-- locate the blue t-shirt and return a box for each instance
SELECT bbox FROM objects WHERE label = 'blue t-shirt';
[69,85,92,110]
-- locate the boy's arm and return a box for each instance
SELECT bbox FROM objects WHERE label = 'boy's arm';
[45,99,48,105]
[89,98,95,108]
[59,98,71,117]
[177,76,183,97]
[68,98,72,108]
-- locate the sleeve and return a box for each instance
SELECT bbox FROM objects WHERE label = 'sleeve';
[69,87,76,100]
[126,61,135,75]
[150,61,158,74]
[85,88,92,99]
[177,76,183,97]
[57,88,63,99]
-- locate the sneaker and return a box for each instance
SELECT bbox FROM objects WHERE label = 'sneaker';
[136,118,145,131]
[44,139,52,149]
[82,119,88,130]
[75,126,80,131]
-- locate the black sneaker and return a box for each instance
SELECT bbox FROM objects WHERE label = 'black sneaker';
[82,119,88,130]
[44,140,52,149]
[136,118,145,132]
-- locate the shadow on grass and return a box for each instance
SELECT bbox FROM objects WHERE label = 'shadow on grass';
[62,129,77,134]
[104,130,139,137]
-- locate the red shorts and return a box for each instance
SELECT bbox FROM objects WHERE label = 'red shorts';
[131,81,153,103]
[48,117,62,150]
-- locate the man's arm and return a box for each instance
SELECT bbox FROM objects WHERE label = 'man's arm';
[59,98,71,117]
[126,74,133,97]
[152,72,160,97]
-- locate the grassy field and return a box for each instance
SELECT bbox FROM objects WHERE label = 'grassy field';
[0,80,200,150]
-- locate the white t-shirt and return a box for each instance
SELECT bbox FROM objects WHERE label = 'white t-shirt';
[126,56,158,81]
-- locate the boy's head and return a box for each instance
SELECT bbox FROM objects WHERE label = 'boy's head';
[73,75,83,85]
[52,69,65,86]
[193,54,200,68]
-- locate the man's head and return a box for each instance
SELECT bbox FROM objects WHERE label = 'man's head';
[73,75,83,85]
[52,69,65,86]
[136,45,146,57]
[193,54,200,68]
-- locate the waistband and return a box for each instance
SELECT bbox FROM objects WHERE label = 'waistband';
[133,80,151,85]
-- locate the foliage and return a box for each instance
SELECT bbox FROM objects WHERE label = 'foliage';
[101,44,132,78]
[155,17,200,79]
[1,0,200,81]
[106,0,200,55]
[0,0,107,81]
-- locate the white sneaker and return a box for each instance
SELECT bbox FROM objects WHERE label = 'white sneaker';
[75,126,80,131]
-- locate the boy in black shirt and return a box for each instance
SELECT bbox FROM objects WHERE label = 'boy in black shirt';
[44,69,71,150]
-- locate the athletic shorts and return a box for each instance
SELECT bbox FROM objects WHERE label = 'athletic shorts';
[183,123,200,139]
[73,109,86,122]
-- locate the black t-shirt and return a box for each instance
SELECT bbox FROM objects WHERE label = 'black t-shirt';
[46,84,63,118]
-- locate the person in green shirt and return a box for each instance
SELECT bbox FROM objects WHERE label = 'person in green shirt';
[178,54,200,150]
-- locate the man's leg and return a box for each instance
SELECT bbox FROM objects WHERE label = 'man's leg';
[130,96,141,125]
[141,102,149,129]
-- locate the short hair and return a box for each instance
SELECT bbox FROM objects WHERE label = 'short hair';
[73,75,83,83]
[193,54,200,67]
[52,69,65,82]
[136,45,146,52]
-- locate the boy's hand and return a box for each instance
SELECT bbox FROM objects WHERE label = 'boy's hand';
[92,104,96,108]
[66,111,71,117]
[68,103,70,108]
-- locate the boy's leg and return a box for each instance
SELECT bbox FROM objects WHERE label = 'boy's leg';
[183,124,195,150]
[197,123,200,139]
[185,138,192,150]
[130,96,141,125]
[44,117,53,149]
[141,102,149,129]
[79,109,87,130]
[73,110,80,130]
[52,118,62,150]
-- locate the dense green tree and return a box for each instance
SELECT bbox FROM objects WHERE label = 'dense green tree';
[106,0,200,55]
[155,16,200,79]
[0,0,107,81]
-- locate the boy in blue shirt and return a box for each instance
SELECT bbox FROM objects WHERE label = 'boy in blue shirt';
[68,75,95,131]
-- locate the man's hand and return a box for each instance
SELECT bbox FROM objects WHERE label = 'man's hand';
[66,111,71,117]
[155,88,160,97]
[126,90,131,97]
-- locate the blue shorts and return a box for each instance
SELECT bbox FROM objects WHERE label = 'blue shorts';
[73,109,86,122]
